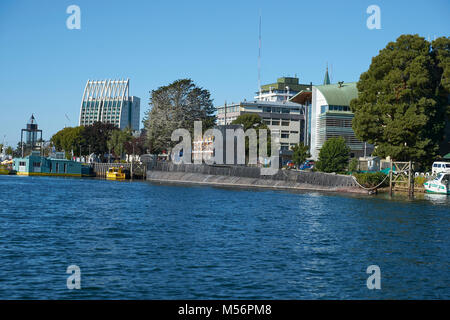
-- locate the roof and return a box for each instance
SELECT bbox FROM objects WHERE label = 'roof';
[443,153,450,159]
[289,90,312,104]
[315,82,358,106]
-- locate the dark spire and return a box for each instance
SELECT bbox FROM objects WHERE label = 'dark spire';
[323,65,331,85]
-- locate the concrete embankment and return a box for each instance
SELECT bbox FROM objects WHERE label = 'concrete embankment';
[146,162,367,194]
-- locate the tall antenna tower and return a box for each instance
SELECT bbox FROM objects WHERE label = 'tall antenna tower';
[258,10,262,99]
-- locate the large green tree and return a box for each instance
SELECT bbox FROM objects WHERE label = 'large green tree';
[291,143,310,167]
[107,129,132,158]
[144,79,216,154]
[316,137,350,173]
[50,126,86,158]
[82,121,119,160]
[350,34,450,165]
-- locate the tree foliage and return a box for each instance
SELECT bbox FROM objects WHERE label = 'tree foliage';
[316,137,350,173]
[124,130,147,156]
[144,79,216,154]
[350,34,450,164]
[50,126,86,158]
[82,122,119,159]
[291,143,310,166]
[107,129,132,158]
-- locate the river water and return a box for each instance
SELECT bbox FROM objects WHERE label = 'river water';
[0,175,448,299]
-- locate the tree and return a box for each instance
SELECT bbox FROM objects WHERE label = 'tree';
[107,129,132,159]
[350,34,450,165]
[231,113,271,159]
[82,122,119,160]
[144,79,216,154]
[349,157,359,172]
[124,130,147,156]
[50,126,86,159]
[316,137,350,173]
[291,143,310,167]
[5,146,13,156]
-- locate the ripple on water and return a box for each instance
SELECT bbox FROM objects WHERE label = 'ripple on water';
[0,175,448,299]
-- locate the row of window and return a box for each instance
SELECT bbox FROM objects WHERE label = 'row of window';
[320,105,351,113]
[263,119,291,126]
[262,107,298,114]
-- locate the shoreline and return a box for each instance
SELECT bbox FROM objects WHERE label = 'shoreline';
[146,169,368,194]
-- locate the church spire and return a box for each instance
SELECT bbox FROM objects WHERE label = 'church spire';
[323,64,331,85]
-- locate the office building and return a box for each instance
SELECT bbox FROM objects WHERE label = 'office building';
[79,79,140,131]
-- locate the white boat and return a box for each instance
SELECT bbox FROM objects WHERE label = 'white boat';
[423,173,450,195]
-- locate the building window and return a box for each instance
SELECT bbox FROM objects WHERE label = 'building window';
[282,108,290,114]
[281,133,289,139]
[32,162,41,167]
[272,119,280,126]
[263,107,271,113]
[19,161,26,166]
[55,163,59,173]
[281,121,289,126]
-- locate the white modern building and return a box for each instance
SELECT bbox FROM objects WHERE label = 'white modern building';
[79,79,140,131]
[292,80,373,160]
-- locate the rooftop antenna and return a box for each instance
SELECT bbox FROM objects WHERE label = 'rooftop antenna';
[258,9,262,100]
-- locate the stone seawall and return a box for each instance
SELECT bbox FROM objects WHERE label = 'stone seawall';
[146,162,366,194]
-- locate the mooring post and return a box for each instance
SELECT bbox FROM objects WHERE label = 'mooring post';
[408,160,412,198]
[389,160,393,197]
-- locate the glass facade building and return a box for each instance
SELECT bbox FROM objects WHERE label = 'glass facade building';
[79,79,140,131]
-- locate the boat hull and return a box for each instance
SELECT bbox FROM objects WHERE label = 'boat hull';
[106,173,126,180]
[424,182,449,195]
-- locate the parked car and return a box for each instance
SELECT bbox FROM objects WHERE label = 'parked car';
[432,161,450,175]
[286,160,295,169]
[299,160,315,170]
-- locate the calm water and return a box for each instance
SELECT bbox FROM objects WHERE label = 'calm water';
[0,175,448,299]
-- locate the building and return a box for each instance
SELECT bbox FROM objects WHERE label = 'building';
[291,78,373,160]
[255,76,312,102]
[20,114,43,157]
[217,100,305,151]
[13,151,93,176]
[79,79,140,131]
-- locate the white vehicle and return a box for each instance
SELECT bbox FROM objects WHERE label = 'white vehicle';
[424,172,450,195]
[431,161,450,175]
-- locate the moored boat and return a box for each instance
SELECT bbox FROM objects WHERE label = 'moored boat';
[423,173,450,195]
[106,167,126,180]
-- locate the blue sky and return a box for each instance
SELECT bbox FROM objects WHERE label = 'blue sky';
[0,0,449,146]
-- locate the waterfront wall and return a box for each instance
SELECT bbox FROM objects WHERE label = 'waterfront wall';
[146,162,365,193]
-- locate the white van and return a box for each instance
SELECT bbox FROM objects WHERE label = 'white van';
[432,161,450,175]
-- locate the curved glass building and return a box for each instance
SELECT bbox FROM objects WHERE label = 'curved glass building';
[78,79,140,131]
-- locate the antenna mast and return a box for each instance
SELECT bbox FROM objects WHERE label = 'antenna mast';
[258,10,262,100]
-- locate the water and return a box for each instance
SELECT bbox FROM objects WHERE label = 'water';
[0,175,448,299]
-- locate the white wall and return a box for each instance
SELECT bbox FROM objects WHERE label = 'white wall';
[310,87,327,160]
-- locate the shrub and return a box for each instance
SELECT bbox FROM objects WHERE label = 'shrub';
[354,172,388,188]
[316,137,350,173]
[414,176,427,187]
[348,158,358,172]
